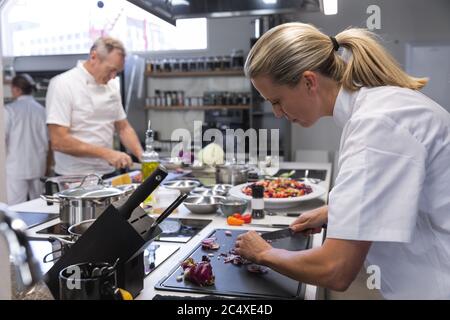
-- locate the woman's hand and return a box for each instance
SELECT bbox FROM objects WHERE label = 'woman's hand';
[234,231,273,264]
[290,205,328,236]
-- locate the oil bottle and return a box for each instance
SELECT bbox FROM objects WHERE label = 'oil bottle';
[141,120,159,204]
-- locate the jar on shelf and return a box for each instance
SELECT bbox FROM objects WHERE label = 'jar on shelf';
[162,59,171,72]
[231,49,244,69]
[181,58,189,72]
[188,58,197,72]
[171,58,181,72]
[222,55,231,70]
[206,56,215,71]
[196,57,206,71]
[214,56,222,70]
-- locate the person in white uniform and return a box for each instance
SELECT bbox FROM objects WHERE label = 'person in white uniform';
[46,37,143,176]
[234,23,450,299]
[4,74,49,205]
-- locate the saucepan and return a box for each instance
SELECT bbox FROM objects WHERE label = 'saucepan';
[41,174,138,226]
[44,219,96,263]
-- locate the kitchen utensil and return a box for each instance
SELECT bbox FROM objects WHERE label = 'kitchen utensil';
[162,180,201,194]
[183,195,225,214]
[150,193,188,230]
[191,188,224,197]
[59,261,122,300]
[300,170,322,184]
[264,209,301,217]
[215,163,250,185]
[41,174,137,226]
[246,223,290,228]
[45,166,169,299]
[219,198,248,217]
[260,228,295,241]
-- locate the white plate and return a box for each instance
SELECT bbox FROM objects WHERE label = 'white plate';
[229,181,326,209]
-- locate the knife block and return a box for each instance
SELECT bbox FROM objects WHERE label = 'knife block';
[44,201,162,300]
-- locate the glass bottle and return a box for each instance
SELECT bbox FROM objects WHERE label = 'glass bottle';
[251,184,265,219]
[141,120,160,204]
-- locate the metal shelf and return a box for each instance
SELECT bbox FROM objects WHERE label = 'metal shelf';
[146,70,245,78]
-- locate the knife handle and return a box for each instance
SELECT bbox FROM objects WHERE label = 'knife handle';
[118,166,168,220]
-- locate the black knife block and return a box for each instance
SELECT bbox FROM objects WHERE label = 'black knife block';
[44,201,162,299]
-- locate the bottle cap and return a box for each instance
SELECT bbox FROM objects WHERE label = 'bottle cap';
[251,184,264,198]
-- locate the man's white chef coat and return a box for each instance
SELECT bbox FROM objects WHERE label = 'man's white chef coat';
[46,61,126,175]
[4,95,48,179]
[328,86,450,299]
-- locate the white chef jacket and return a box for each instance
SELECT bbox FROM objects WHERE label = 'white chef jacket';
[46,61,126,175]
[4,95,48,179]
[328,86,450,299]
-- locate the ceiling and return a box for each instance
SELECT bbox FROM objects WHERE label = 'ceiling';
[127,0,321,25]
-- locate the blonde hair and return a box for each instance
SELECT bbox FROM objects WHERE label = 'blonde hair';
[245,22,427,91]
[90,36,126,59]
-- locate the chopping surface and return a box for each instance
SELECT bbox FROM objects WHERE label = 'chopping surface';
[155,228,309,299]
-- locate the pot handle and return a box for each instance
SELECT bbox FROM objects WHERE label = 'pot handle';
[40,194,60,204]
[48,235,75,246]
[78,173,103,188]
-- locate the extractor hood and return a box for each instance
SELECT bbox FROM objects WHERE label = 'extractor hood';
[127,0,321,25]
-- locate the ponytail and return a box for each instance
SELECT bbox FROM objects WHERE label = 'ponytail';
[245,23,428,91]
[335,28,427,90]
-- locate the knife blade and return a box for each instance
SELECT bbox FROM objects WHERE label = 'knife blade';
[260,228,295,241]
[247,223,290,228]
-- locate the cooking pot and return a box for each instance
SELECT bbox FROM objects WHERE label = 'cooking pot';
[41,174,137,226]
[45,219,96,263]
[215,164,250,185]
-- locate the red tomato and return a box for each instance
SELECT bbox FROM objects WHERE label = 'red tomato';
[241,213,252,224]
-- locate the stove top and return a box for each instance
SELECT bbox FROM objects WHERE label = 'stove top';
[144,243,180,276]
[15,211,58,229]
[34,217,212,244]
[36,222,70,236]
[155,218,212,243]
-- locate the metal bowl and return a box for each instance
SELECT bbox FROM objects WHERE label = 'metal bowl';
[191,189,222,197]
[219,198,248,217]
[183,195,225,214]
[160,157,183,170]
[162,180,201,194]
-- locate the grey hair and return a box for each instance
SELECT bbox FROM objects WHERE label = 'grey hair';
[90,37,126,59]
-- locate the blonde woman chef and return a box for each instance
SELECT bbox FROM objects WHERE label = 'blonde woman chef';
[234,23,450,299]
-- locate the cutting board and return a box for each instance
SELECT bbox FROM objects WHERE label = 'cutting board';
[155,229,310,299]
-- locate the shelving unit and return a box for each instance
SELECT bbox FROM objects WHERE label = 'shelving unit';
[146,70,245,78]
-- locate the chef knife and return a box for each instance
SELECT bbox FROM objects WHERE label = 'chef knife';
[247,223,290,228]
[118,165,168,220]
[260,227,295,241]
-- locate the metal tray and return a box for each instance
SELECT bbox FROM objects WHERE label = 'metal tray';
[155,228,310,299]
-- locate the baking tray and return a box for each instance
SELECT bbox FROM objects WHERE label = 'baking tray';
[155,228,310,299]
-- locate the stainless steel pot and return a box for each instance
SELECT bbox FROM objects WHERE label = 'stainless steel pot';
[41,174,137,226]
[45,219,96,263]
[215,164,250,185]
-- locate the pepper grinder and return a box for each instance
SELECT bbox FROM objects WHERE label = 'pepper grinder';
[251,184,265,219]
